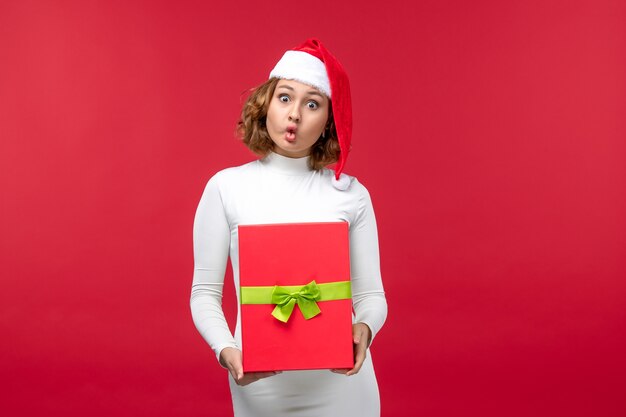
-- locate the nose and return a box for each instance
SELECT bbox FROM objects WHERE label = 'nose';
[288,106,300,122]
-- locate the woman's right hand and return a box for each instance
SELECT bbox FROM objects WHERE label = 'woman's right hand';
[219,347,281,386]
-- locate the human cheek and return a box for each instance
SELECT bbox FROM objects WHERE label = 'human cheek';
[311,113,328,135]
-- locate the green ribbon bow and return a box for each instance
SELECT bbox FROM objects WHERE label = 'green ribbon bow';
[240,280,352,323]
[271,281,322,322]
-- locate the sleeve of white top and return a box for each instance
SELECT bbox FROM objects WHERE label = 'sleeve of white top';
[190,173,239,362]
[349,179,388,344]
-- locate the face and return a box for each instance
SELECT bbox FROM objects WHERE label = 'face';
[266,79,330,158]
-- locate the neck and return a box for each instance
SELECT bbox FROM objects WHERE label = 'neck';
[261,151,312,175]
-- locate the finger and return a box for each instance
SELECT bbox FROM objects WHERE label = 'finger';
[228,365,243,382]
[346,339,367,376]
[353,323,372,348]
[225,357,244,382]
[330,368,348,374]
[234,363,244,381]
[346,353,365,375]
[235,373,258,386]
[236,376,252,386]
[250,371,280,379]
[345,359,363,375]
[236,371,280,386]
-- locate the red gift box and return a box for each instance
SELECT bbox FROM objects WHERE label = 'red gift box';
[238,222,354,372]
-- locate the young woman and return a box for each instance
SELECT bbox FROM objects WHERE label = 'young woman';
[191,38,387,417]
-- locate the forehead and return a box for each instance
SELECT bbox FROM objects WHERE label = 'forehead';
[276,79,329,100]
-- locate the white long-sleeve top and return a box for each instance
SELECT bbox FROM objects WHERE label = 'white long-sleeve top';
[190,151,387,417]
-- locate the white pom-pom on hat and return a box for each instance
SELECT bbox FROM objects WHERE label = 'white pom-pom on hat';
[331,173,351,191]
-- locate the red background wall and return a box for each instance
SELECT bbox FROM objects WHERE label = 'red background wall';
[1,1,624,416]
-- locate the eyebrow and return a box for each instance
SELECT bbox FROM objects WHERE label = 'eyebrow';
[276,85,326,99]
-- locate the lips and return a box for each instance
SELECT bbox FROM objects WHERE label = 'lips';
[285,125,297,142]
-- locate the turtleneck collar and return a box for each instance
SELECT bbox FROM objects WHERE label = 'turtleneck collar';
[260,151,313,175]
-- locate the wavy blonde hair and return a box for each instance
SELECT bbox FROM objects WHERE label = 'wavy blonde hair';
[237,78,340,170]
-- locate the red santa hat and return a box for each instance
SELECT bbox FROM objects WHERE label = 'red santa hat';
[269,38,352,190]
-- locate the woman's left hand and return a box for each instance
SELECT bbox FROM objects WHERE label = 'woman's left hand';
[331,322,372,376]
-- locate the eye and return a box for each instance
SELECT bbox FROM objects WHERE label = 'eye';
[306,100,319,110]
[278,94,290,103]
